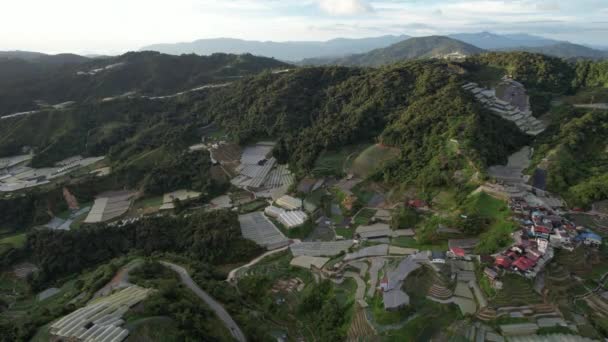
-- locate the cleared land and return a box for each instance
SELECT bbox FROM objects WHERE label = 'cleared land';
[350,144,400,178]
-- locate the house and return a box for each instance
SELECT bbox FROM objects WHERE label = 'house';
[484,267,498,280]
[577,232,602,247]
[448,247,466,258]
[276,195,303,210]
[495,256,512,269]
[431,251,446,264]
[512,257,536,272]
[408,199,429,210]
[532,225,551,239]
[379,276,389,291]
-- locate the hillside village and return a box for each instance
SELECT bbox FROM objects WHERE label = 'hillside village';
[1,46,608,342]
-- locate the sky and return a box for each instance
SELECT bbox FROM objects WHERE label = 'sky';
[1,0,607,54]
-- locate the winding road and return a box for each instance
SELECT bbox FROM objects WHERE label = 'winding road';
[161,261,247,342]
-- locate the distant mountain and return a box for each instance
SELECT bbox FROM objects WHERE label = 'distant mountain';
[0,51,290,114]
[302,36,484,67]
[502,43,608,60]
[0,51,89,66]
[140,35,410,61]
[447,32,561,50]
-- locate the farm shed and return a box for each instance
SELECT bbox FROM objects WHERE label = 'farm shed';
[238,212,289,250]
[290,255,330,270]
[278,210,308,228]
[276,195,303,210]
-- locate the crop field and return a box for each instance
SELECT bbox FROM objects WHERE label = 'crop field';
[350,144,399,178]
[348,305,376,341]
[490,274,542,308]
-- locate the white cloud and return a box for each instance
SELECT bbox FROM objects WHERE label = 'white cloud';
[536,1,560,11]
[318,0,374,16]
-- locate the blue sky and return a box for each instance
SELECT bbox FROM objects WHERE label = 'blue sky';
[1,0,607,54]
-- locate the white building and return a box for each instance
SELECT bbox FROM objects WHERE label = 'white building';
[278,210,308,229]
[276,195,303,210]
[264,205,285,218]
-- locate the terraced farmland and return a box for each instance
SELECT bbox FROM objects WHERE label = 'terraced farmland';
[347,306,375,341]
[490,275,542,308]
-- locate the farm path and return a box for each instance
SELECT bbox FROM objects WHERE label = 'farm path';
[161,261,247,342]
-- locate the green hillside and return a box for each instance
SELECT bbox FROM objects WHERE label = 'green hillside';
[0,51,290,114]
[308,36,484,67]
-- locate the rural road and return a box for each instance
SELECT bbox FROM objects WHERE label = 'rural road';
[161,261,247,342]
[226,239,300,282]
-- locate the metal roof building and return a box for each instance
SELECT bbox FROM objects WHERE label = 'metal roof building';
[276,195,303,210]
[278,210,308,228]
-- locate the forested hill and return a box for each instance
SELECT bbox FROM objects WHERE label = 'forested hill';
[190,60,528,186]
[0,51,290,114]
[501,43,608,61]
[1,52,605,196]
[301,36,484,67]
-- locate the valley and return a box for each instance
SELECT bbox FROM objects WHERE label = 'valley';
[0,43,607,342]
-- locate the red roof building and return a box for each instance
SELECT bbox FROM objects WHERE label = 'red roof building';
[450,247,466,257]
[495,256,512,268]
[533,226,551,235]
[408,199,429,209]
[512,257,536,271]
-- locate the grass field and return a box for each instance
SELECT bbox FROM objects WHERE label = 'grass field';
[350,144,399,178]
[133,196,163,210]
[464,192,516,254]
[335,227,354,239]
[0,232,27,248]
[313,144,369,177]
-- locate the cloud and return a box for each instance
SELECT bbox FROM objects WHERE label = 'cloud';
[317,0,374,16]
[535,1,560,11]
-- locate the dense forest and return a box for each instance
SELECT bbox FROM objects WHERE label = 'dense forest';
[2,51,607,203]
[0,51,289,114]
[26,210,261,290]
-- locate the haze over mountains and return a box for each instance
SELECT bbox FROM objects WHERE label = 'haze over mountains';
[139,32,608,62]
[140,35,411,62]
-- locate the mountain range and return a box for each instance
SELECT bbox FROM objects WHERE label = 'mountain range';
[301,36,484,67]
[140,35,411,62]
[140,32,608,62]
